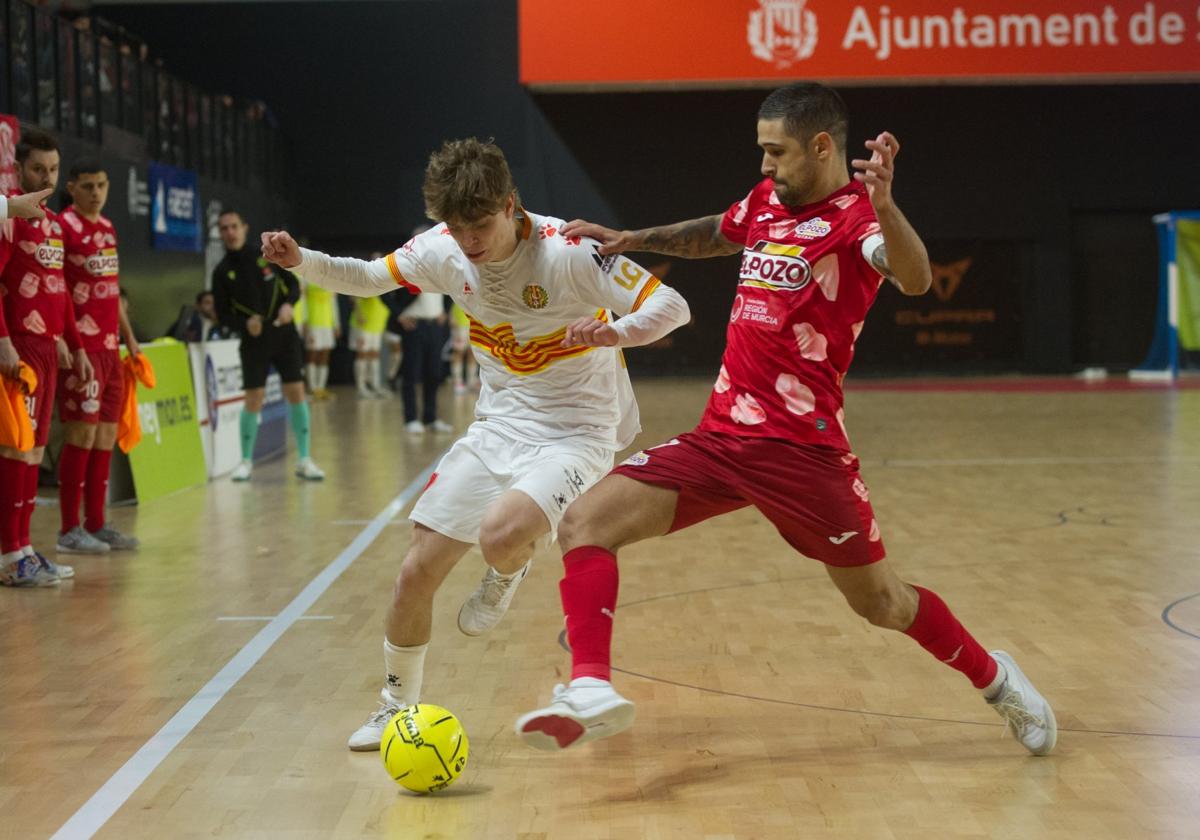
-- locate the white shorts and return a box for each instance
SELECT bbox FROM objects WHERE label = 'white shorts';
[305,326,336,351]
[351,328,383,353]
[451,324,470,351]
[410,422,614,545]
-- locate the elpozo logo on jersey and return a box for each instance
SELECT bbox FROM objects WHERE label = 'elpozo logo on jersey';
[748,0,818,68]
[36,239,64,270]
[739,241,812,291]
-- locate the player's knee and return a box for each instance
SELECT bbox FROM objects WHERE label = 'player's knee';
[556,503,595,552]
[394,556,441,602]
[477,520,526,567]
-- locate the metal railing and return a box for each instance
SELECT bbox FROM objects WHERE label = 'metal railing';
[1,0,288,195]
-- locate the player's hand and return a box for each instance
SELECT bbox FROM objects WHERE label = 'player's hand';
[125,335,141,357]
[0,337,20,379]
[561,220,634,256]
[246,315,264,337]
[7,189,53,221]
[398,316,417,332]
[561,316,620,348]
[261,230,302,268]
[74,349,94,383]
[274,302,294,326]
[852,131,900,212]
[56,338,72,370]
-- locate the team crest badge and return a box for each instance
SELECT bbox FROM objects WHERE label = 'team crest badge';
[748,0,818,68]
[522,283,549,310]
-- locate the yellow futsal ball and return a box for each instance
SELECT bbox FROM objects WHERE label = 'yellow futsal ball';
[380,704,469,794]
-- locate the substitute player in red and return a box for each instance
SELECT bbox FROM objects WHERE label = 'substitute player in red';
[0,129,92,587]
[55,160,141,554]
[516,82,1056,756]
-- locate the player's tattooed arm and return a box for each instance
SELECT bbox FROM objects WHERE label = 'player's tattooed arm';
[870,243,894,277]
[632,215,742,259]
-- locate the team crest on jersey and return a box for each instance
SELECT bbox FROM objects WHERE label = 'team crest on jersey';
[794,217,832,239]
[522,283,549,310]
[739,241,812,291]
[622,451,650,467]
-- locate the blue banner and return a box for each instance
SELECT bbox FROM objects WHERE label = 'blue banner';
[149,162,201,252]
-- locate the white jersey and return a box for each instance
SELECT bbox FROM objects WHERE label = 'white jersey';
[295,211,689,450]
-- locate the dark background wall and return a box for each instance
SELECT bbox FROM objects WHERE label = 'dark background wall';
[98,0,1200,375]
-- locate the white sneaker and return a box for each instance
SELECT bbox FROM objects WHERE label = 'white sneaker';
[457,560,531,636]
[295,457,325,481]
[405,420,425,434]
[428,420,454,434]
[231,460,253,482]
[56,526,111,554]
[515,678,636,751]
[347,692,405,752]
[988,651,1057,756]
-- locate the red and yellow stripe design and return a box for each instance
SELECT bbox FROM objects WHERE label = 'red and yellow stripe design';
[631,276,660,313]
[470,309,607,375]
[385,252,420,293]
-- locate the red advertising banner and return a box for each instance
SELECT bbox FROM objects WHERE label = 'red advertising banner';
[0,115,20,195]
[519,0,1200,88]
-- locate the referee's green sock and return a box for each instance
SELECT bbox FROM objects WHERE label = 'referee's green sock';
[289,402,311,460]
[239,410,260,460]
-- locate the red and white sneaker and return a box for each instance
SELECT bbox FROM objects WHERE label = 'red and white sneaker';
[515,677,635,751]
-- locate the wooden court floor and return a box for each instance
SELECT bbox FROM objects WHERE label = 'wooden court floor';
[2,377,1199,840]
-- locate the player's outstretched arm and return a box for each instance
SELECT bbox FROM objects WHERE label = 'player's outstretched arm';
[852,132,931,296]
[563,215,740,259]
[262,232,403,298]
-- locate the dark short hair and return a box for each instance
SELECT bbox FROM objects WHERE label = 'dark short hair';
[422,138,519,224]
[218,209,245,224]
[758,82,848,151]
[68,159,106,180]
[16,127,58,164]
[196,290,214,304]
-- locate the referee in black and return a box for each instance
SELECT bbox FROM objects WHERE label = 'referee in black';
[212,209,324,482]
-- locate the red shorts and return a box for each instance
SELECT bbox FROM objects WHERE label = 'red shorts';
[11,336,59,448]
[58,348,124,424]
[611,430,885,567]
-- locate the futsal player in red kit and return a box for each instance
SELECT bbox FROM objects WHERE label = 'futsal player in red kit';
[0,129,92,587]
[516,82,1056,756]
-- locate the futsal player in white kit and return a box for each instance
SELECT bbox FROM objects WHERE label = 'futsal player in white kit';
[261,138,690,750]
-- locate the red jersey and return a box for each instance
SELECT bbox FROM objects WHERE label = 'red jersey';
[698,179,886,452]
[0,198,82,348]
[60,207,121,352]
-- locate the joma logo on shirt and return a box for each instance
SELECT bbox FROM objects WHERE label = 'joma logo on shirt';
[739,241,811,291]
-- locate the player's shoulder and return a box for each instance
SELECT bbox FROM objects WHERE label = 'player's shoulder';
[402,222,455,257]
[524,211,595,263]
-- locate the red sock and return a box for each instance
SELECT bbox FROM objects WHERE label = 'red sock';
[560,546,619,681]
[0,456,24,554]
[58,444,90,534]
[84,447,113,533]
[904,585,998,689]
[20,461,39,548]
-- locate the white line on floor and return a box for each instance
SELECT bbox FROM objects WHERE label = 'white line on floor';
[215,616,334,622]
[49,453,445,840]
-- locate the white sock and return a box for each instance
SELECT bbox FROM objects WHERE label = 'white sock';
[383,638,427,706]
[983,658,1008,700]
[368,358,382,392]
[306,362,319,391]
[315,365,329,391]
[2,549,22,565]
[21,545,34,557]
[354,359,369,391]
